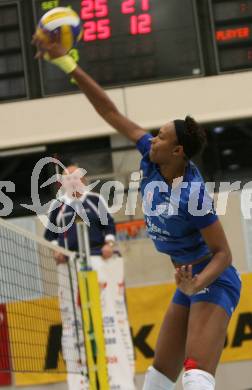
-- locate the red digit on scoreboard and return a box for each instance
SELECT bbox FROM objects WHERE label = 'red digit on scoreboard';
[139,13,151,34]
[130,14,152,35]
[84,21,97,41]
[82,0,111,42]
[81,0,94,20]
[81,0,109,20]
[97,19,111,39]
[95,0,108,18]
[83,20,111,41]
[130,15,138,34]
[122,0,135,14]
[141,0,150,11]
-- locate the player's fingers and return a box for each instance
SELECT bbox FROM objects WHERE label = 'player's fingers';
[176,267,183,279]
[32,37,43,51]
[39,40,51,51]
[180,265,188,279]
[32,38,41,50]
[193,274,198,282]
[174,269,181,284]
[175,268,180,276]
[34,51,40,59]
[31,34,37,45]
[34,49,45,59]
[33,32,51,51]
[181,265,192,280]
[187,264,193,279]
[56,257,67,265]
[52,29,61,43]
[31,32,44,46]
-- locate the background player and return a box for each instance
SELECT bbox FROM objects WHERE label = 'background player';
[33,38,242,390]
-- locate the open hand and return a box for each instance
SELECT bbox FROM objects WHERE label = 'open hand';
[175,265,199,296]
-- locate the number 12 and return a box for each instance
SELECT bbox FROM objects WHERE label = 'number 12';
[130,14,152,35]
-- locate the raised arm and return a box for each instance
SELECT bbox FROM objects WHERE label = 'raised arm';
[70,65,146,142]
[34,39,146,143]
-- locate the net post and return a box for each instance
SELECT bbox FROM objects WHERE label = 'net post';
[76,220,110,390]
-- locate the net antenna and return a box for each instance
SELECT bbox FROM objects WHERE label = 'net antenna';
[53,155,84,374]
[54,157,109,388]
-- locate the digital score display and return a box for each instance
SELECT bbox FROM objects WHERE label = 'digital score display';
[33,0,203,96]
[210,0,252,72]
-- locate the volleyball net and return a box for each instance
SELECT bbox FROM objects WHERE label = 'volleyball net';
[0,216,135,389]
[0,217,83,374]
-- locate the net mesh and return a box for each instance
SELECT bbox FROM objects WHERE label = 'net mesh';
[0,217,83,374]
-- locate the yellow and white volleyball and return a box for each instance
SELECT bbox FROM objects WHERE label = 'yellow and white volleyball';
[35,7,82,52]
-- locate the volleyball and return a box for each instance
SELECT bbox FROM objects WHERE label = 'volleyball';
[35,7,82,52]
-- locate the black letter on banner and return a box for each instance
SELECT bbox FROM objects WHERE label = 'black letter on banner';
[132,325,154,358]
[232,313,252,347]
[44,324,62,369]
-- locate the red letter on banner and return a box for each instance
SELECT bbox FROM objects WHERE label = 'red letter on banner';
[0,304,11,386]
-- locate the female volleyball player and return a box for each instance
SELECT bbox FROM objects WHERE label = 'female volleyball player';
[33,38,242,390]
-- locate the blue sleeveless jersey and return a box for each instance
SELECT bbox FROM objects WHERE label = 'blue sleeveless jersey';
[137,133,218,264]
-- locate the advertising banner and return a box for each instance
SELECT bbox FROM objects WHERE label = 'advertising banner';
[126,273,252,373]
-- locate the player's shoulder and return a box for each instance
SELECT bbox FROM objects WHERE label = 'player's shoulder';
[179,162,206,205]
[187,161,204,181]
[136,133,153,157]
[182,162,215,213]
[186,161,205,191]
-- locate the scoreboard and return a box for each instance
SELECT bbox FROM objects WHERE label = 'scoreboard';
[209,0,252,72]
[33,0,204,96]
[2,1,252,101]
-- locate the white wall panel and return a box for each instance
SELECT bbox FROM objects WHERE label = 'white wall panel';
[125,71,252,128]
[1,71,252,150]
[0,89,124,149]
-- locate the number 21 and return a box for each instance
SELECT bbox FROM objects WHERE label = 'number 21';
[121,0,150,14]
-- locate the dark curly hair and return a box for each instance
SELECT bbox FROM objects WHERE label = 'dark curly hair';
[182,116,207,159]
